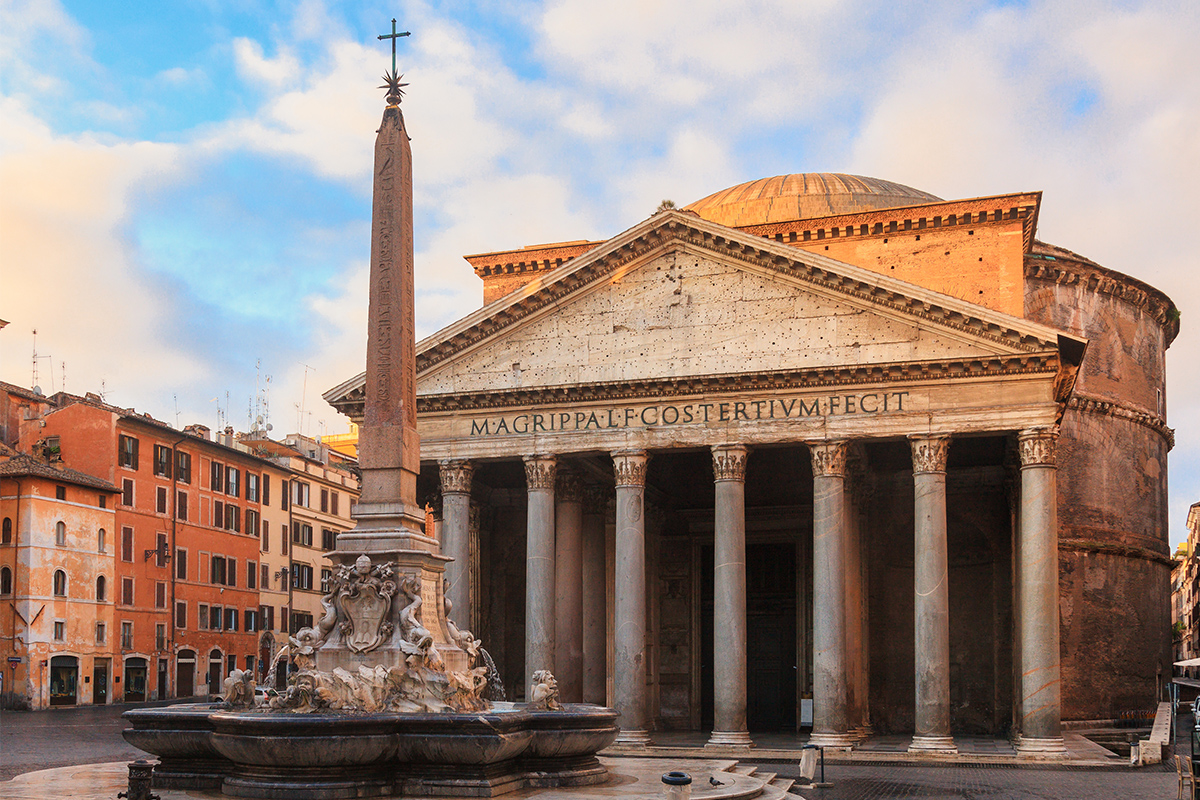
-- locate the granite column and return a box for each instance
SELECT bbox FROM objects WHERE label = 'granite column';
[439,459,474,629]
[708,444,753,748]
[581,486,609,705]
[909,435,957,754]
[1015,428,1066,756]
[612,450,651,746]
[808,440,856,749]
[554,469,585,703]
[523,455,557,687]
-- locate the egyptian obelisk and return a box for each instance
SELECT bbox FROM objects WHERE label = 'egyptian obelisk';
[336,71,429,552]
[317,43,469,675]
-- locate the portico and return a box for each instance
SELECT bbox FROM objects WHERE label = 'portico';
[327,207,1083,751]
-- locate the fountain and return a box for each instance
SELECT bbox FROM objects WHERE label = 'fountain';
[122,22,618,799]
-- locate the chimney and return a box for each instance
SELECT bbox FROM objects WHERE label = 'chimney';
[183,424,211,441]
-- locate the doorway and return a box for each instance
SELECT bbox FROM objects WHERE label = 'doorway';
[157,658,169,700]
[746,542,797,731]
[93,659,108,705]
[208,650,223,696]
[699,540,798,732]
[177,651,195,697]
[123,658,147,702]
[49,656,78,706]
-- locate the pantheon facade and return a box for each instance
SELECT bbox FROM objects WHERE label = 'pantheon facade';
[327,174,1176,753]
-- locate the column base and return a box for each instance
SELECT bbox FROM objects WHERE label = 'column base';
[612,729,652,747]
[705,730,755,748]
[908,735,958,754]
[807,732,857,751]
[1015,735,1067,757]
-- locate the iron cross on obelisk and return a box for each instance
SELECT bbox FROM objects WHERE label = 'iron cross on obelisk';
[378,18,410,74]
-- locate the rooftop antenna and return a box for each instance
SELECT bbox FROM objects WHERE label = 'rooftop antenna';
[174,394,181,428]
[262,373,272,433]
[100,379,107,402]
[60,360,66,395]
[31,329,51,393]
[299,364,315,438]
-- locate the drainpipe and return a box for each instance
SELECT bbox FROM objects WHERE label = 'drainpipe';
[9,477,22,704]
[286,480,294,641]
[168,436,186,699]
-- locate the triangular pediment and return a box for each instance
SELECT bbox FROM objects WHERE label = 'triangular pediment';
[325,211,1081,412]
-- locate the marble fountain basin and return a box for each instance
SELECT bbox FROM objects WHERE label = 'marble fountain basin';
[123,701,619,799]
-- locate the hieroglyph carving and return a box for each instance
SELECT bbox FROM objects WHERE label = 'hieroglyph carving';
[711,444,748,482]
[611,451,649,488]
[1018,427,1058,467]
[439,459,474,494]
[523,455,558,491]
[909,435,951,474]
[808,441,848,478]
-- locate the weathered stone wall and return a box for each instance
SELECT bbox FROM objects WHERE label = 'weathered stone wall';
[1024,246,1175,719]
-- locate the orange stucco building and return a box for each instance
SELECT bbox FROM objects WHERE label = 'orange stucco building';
[0,443,119,708]
[1,383,284,704]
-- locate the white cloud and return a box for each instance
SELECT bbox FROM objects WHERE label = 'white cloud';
[2,0,1195,538]
[842,0,1200,540]
[0,96,200,401]
[232,38,303,92]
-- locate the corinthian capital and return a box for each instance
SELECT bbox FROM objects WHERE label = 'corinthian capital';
[611,450,649,488]
[555,468,584,503]
[438,459,474,495]
[711,444,748,482]
[523,454,557,491]
[909,435,951,475]
[1018,427,1058,468]
[807,440,848,478]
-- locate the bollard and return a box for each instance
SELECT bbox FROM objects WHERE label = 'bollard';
[662,770,692,799]
[117,759,159,800]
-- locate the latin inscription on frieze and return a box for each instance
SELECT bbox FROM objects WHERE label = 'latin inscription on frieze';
[467,391,911,437]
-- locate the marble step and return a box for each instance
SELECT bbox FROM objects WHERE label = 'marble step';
[768,775,798,795]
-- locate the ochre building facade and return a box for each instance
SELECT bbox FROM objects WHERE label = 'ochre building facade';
[327,174,1176,752]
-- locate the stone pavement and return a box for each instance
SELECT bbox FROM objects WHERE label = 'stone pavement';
[0,701,1188,799]
[0,700,173,780]
[0,755,1180,800]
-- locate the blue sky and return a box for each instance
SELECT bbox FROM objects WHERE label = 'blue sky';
[1,0,1197,543]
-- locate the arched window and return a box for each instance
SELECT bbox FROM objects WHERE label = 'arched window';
[53,569,67,597]
[98,529,106,553]
[0,566,11,594]
[2,517,11,544]
[96,575,107,602]
[55,521,66,547]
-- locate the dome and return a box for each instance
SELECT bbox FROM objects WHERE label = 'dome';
[684,173,943,227]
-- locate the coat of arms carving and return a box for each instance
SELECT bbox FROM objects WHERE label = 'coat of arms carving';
[330,554,397,653]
